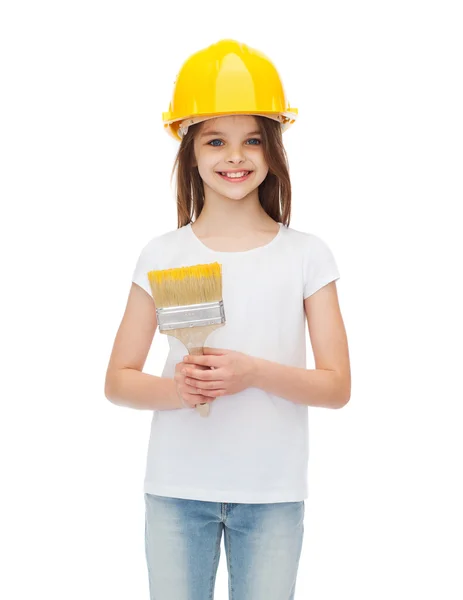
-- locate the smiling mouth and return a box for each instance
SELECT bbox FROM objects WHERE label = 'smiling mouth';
[216,170,253,180]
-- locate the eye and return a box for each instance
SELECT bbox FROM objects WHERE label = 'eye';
[206,138,261,147]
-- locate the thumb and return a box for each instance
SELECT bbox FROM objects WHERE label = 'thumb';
[202,347,228,355]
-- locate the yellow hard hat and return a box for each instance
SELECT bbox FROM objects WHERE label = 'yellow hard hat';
[162,39,298,141]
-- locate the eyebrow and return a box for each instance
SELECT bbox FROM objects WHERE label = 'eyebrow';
[200,130,262,138]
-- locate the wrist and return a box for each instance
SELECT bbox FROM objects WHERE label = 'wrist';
[171,379,186,409]
[250,356,265,389]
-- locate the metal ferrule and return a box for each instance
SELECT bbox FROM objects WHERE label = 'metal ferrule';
[156,300,225,332]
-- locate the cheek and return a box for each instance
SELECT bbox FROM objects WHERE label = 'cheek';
[255,163,269,184]
[196,155,216,176]
[197,164,214,183]
[253,151,268,172]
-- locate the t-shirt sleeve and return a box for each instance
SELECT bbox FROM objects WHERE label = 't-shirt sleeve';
[303,234,340,299]
[131,242,154,298]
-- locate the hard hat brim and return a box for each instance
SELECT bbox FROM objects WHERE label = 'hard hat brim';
[164,111,298,142]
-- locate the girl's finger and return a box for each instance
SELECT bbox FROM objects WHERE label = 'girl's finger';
[186,378,223,392]
[185,384,202,395]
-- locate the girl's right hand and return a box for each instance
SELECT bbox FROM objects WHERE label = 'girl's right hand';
[174,361,216,409]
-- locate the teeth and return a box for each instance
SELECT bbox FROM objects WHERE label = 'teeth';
[220,171,249,178]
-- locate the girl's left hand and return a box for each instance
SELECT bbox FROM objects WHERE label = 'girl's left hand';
[182,348,257,397]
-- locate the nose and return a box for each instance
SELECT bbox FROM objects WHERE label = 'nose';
[226,145,246,164]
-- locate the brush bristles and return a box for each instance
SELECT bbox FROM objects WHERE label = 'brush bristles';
[148,262,223,308]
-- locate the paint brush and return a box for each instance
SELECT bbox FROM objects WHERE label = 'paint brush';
[147,262,226,417]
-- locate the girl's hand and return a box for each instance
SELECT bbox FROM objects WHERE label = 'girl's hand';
[173,361,217,409]
[182,348,257,397]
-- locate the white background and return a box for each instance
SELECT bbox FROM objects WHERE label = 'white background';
[1,1,462,598]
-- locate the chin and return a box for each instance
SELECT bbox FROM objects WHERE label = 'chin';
[219,187,257,201]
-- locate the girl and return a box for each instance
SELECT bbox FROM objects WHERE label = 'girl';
[105,39,351,600]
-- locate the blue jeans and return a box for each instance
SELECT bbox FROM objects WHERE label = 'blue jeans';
[144,493,305,600]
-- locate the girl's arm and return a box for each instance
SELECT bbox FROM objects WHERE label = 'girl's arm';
[106,368,182,411]
[253,361,347,409]
[104,283,183,410]
[254,281,350,409]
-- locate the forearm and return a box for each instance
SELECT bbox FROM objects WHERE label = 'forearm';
[252,358,349,409]
[105,368,183,411]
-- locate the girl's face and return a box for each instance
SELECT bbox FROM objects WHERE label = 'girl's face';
[193,115,269,202]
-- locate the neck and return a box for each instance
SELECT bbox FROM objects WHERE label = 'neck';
[194,186,275,235]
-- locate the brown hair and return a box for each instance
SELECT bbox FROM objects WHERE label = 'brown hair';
[170,116,292,229]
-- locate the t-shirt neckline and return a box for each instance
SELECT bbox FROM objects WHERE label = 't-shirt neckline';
[187,222,283,255]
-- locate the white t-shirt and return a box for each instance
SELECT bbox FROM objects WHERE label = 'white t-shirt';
[131,221,340,503]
